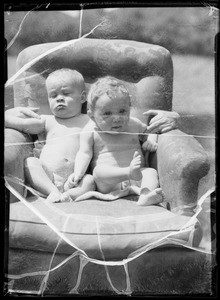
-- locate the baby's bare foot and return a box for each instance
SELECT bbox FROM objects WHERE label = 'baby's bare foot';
[60,192,73,202]
[129,151,142,181]
[137,187,164,206]
[46,190,62,203]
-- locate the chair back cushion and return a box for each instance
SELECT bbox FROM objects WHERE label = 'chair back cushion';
[13,38,173,121]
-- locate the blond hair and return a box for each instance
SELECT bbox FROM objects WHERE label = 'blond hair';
[46,68,85,92]
[87,76,131,113]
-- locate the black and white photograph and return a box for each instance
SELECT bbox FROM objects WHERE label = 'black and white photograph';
[3,1,218,296]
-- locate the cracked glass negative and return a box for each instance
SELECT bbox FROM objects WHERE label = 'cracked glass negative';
[4,4,218,296]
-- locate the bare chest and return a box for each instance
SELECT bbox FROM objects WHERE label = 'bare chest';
[94,132,141,153]
[46,125,81,142]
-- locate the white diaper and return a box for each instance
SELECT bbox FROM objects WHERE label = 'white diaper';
[121,179,141,190]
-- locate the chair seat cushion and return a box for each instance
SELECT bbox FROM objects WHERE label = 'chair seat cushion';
[9,197,202,260]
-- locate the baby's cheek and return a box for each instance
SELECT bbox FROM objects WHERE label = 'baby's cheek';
[124,115,130,123]
[102,119,110,126]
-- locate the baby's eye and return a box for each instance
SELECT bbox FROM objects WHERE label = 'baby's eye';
[50,93,57,98]
[63,91,70,96]
[119,109,126,114]
[103,111,112,116]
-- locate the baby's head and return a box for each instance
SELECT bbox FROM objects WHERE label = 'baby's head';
[45,68,86,118]
[87,76,131,133]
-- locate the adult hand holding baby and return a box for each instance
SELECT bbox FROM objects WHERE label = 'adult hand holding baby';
[6,107,41,119]
[5,107,45,135]
[144,110,180,134]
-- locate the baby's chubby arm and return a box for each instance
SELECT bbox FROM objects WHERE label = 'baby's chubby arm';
[5,107,45,135]
[69,122,94,186]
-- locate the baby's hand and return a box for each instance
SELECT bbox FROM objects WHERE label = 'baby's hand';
[142,135,158,152]
[64,173,81,191]
[33,140,45,158]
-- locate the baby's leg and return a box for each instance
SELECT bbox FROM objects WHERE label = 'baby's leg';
[61,174,96,202]
[93,151,142,193]
[137,167,164,206]
[25,157,60,202]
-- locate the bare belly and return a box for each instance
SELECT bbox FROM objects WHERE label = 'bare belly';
[92,148,145,170]
[40,144,76,178]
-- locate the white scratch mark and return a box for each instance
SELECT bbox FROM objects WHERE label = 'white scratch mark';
[5,21,105,88]
[5,4,46,52]
[5,10,33,52]
[5,177,89,258]
[79,4,84,38]
[39,214,71,295]
[7,69,49,86]
[207,5,219,16]
[201,2,219,16]
[69,255,88,294]
[4,130,216,148]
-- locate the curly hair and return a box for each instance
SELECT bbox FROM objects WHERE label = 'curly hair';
[87,76,131,113]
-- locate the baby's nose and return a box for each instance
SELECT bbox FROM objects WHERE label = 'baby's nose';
[56,96,64,102]
[113,115,121,122]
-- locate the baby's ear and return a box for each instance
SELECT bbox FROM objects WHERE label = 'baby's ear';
[81,91,87,103]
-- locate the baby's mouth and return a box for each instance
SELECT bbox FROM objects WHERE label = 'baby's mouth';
[111,125,122,130]
[56,104,66,110]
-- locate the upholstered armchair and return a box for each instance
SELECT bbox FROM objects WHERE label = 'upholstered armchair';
[4,38,212,295]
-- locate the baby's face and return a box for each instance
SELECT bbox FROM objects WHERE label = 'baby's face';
[46,73,84,118]
[92,93,130,133]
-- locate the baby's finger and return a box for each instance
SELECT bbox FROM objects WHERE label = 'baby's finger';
[153,144,157,152]
[142,144,150,152]
[133,151,140,158]
[148,145,153,152]
[73,179,80,187]
[68,173,75,181]
[142,143,147,151]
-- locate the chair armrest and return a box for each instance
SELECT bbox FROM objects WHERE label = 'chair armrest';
[157,129,210,215]
[4,128,34,202]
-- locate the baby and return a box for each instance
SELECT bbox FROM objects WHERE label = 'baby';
[5,68,95,202]
[67,76,164,206]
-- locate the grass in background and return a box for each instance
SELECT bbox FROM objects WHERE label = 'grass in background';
[172,54,215,117]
